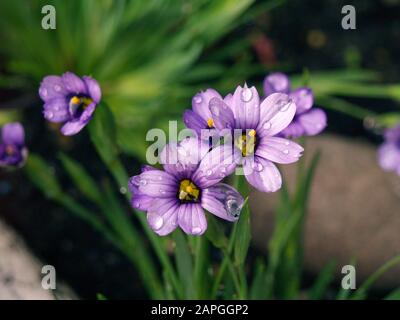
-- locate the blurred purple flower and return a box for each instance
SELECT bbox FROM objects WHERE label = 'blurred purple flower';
[129,138,243,236]
[263,72,327,138]
[378,124,400,176]
[39,72,101,136]
[0,122,28,167]
[208,84,304,192]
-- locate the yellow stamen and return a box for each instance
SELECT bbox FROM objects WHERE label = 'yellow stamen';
[249,129,256,137]
[70,96,80,104]
[178,179,200,202]
[207,118,214,128]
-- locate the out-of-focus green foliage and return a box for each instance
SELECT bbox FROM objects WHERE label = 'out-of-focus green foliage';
[0,0,280,159]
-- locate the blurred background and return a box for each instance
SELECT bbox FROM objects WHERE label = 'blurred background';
[0,0,399,299]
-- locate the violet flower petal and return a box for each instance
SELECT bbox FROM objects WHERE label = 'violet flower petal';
[83,76,102,103]
[147,198,179,236]
[289,88,313,114]
[201,183,244,222]
[160,137,209,179]
[297,108,327,136]
[178,203,207,236]
[39,76,68,102]
[134,169,177,198]
[263,72,290,96]
[62,72,87,94]
[256,136,304,164]
[192,89,222,122]
[209,97,235,130]
[43,97,70,123]
[257,93,296,137]
[231,84,260,129]
[183,110,208,137]
[192,145,240,188]
[2,122,25,146]
[243,156,282,192]
[378,142,400,173]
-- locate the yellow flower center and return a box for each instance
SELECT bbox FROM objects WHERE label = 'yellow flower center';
[235,130,257,157]
[207,118,214,128]
[178,179,200,202]
[69,95,93,115]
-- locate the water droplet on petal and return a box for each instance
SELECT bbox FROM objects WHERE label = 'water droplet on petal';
[149,214,164,231]
[159,188,166,194]
[40,88,48,97]
[194,96,202,104]
[45,111,54,119]
[192,227,202,235]
[54,85,62,92]
[283,149,289,155]
[263,122,272,130]
[241,87,253,102]
[210,104,220,116]
[278,99,291,112]
[119,187,127,194]
[139,179,147,186]
[221,167,227,173]
[285,141,290,146]
[206,170,213,176]
[225,197,241,218]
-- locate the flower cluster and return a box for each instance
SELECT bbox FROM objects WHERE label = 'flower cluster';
[32,71,328,236]
[131,72,327,236]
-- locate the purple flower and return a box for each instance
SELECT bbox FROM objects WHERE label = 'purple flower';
[207,84,304,193]
[378,124,400,176]
[0,122,28,167]
[129,138,244,236]
[39,72,101,136]
[183,89,226,140]
[263,72,327,138]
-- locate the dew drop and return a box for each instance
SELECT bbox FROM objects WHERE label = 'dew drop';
[194,96,202,104]
[149,213,164,231]
[119,187,127,194]
[40,88,48,97]
[45,111,54,119]
[54,85,62,92]
[225,198,241,218]
[206,170,213,176]
[283,149,289,155]
[221,167,227,174]
[159,188,166,194]
[263,122,272,130]
[285,141,290,146]
[278,99,291,112]
[192,227,202,235]
[139,179,147,186]
[210,104,220,116]
[241,86,253,102]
